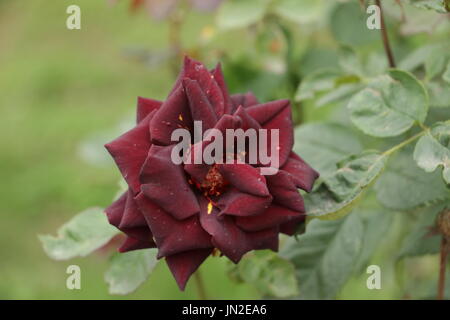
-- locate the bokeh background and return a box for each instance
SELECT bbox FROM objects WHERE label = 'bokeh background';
[0,0,448,299]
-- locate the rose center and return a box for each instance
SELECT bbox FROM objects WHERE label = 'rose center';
[191,165,228,196]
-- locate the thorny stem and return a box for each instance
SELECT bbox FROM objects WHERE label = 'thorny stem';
[438,237,448,300]
[194,270,208,300]
[376,0,396,68]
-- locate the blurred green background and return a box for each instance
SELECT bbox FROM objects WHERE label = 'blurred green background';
[0,0,447,299]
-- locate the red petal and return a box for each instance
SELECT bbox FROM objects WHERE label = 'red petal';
[105,192,127,228]
[119,189,147,229]
[279,218,305,236]
[198,196,251,263]
[246,99,293,167]
[231,92,259,110]
[136,96,162,123]
[247,228,279,251]
[135,193,212,258]
[105,113,153,194]
[236,204,304,232]
[118,235,156,252]
[282,152,319,192]
[265,170,305,212]
[183,56,225,117]
[150,84,192,145]
[217,187,272,217]
[217,163,269,197]
[140,145,200,220]
[184,78,218,131]
[211,63,233,115]
[165,248,212,290]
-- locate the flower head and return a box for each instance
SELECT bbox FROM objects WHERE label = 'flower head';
[105,56,319,290]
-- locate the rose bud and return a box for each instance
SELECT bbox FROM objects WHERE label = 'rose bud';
[104,56,319,290]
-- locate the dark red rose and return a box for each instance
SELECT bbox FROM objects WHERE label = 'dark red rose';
[105,56,319,290]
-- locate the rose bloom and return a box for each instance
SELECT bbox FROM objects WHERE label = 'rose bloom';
[105,57,318,289]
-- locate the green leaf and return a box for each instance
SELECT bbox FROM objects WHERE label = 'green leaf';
[294,123,362,177]
[305,152,387,220]
[216,0,270,30]
[280,214,364,299]
[105,249,158,295]
[274,0,325,25]
[375,151,449,210]
[414,122,450,184]
[427,81,450,108]
[348,70,429,137]
[397,204,445,259]
[329,2,379,46]
[406,0,450,13]
[354,209,394,273]
[295,68,361,107]
[295,69,341,101]
[39,207,118,260]
[443,61,450,84]
[230,250,298,298]
[425,51,448,80]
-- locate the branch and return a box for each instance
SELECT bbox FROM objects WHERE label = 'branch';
[376,0,396,68]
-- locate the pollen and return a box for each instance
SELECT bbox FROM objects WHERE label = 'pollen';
[178,114,183,121]
[207,201,213,214]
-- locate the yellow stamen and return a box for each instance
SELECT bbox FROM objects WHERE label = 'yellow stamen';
[178,114,183,121]
[207,202,213,214]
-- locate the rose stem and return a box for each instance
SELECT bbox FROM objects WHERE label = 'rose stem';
[376,0,396,68]
[437,237,448,300]
[193,270,208,300]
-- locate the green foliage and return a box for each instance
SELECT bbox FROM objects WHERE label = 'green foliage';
[305,152,387,220]
[216,0,271,30]
[39,207,118,260]
[375,151,449,210]
[105,250,158,295]
[406,0,450,13]
[293,123,362,177]
[280,214,364,299]
[397,204,445,259]
[414,122,450,184]
[348,70,428,137]
[228,250,298,298]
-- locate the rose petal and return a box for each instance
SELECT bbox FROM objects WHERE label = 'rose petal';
[282,152,319,192]
[183,56,225,117]
[105,113,154,194]
[118,235,156,252]
[198,196,251,262]
[140,145,200,220]
[246,99,293,167]
[217,187,272,217]
[119,189,147,229]
[184,78,218,131]
[211,63,233,115]
[105,191,127,227]
[247,227,279,251]
[231,92,259,110]
[135,193,212,258]
[265,170,305,212]
[279,218,305,236]
[217,163,269,197]
[136,96,162,123]
[166,248,212,290]
[150,84,193,146]
[236,204,304,232]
